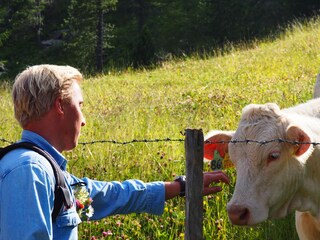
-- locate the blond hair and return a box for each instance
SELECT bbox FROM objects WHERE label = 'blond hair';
[12,64,83,127]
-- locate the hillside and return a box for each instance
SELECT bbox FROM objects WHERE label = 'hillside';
[0,17,320,239]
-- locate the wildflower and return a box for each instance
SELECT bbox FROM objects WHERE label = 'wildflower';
[102,230,113,236]
[116,220,122,227]
[73,185,94,221]
[85,206,94,219]
[76,199,84,209]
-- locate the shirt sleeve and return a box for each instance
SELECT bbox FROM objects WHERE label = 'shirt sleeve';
[0,156,54,239]
[69,175,165,220]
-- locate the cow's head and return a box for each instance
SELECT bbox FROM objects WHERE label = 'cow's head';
[205,103,314,226]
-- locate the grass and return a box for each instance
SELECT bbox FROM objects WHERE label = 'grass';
[1,16,320,239]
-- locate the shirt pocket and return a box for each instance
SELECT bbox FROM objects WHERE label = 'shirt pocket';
[56,209,82,228]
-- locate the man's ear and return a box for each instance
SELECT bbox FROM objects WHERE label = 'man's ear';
[54,97,64,115]
[286,125,313,159]
[203,130,234,161]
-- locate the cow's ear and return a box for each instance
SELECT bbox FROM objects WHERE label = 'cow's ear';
[286,125,312,157]
[203,130,234,161]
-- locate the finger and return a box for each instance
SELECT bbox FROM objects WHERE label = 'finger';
[205,171,230,185]
[203,186,222,196]
[209,170,229,177]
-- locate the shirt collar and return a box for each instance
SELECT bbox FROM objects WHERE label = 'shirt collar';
[20,130,68,170]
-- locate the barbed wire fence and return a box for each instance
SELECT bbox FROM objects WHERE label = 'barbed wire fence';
[0,130,318,240]
[79,138,185,145]
[1,137,319,146]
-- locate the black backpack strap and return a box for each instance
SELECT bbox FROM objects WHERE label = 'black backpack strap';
[0,142,73,221]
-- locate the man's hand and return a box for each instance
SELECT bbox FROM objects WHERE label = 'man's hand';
[203,171,230,195]
[165,171,230,199]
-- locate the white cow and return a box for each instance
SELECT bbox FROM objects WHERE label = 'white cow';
[205,92,320,239]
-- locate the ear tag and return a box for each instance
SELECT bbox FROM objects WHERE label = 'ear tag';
[222,152,234,169]
[210,150,234,170]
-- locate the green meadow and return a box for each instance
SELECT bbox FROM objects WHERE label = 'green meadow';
[1,17,320,239]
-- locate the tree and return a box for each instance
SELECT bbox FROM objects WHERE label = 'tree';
[64,0,116,73]
[96,0,104,73]
[0,0,52,76]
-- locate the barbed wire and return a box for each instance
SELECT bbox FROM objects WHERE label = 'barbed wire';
[79,138,185,145]
[204,139,320,146]
[0,138,14,144]
[1,137,320,146]
[0,137,185,146]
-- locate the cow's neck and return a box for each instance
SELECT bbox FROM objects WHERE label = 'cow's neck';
[294,148,320,218]
[282,108,320,217]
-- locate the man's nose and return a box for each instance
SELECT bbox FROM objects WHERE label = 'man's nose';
[81,116,86,127]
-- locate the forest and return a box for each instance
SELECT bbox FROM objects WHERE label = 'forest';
[0,0,319,78]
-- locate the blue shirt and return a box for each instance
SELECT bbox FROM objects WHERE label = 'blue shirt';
[0,130,165,239]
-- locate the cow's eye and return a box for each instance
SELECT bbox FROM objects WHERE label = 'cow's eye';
[267,151,280,163]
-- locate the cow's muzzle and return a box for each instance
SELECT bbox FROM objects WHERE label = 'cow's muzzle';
[227,204,250,225]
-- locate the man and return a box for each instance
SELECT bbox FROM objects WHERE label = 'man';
[0,64,229,239]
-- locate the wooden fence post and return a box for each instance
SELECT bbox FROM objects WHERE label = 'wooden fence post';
[184,129,204,240]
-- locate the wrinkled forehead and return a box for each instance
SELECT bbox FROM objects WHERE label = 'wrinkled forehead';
[233,120,284,141]
[234,105,286,141]
[229,116,286,165]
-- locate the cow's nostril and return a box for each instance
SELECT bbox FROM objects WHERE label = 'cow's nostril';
[239,207,249,221]
[227,205,250,225]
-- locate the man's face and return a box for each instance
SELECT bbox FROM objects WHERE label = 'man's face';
[61,81,86,151]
